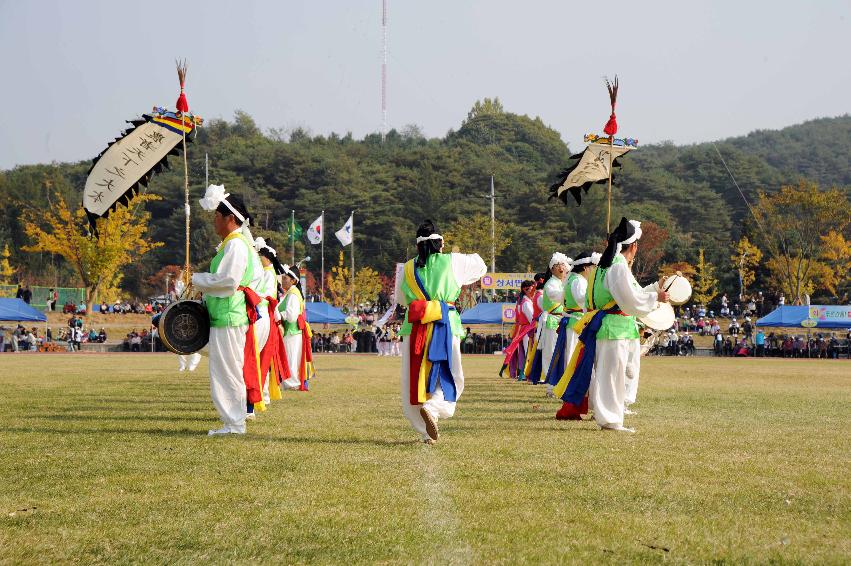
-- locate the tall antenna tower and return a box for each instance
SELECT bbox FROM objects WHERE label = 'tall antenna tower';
[380,0,388,142]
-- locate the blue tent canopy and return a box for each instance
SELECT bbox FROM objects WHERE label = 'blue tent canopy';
[0,298,48,322]
[756,305,851,329]
[460,302,515,325]
[305,301,347,324]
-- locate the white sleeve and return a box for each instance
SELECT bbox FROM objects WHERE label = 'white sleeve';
[395,263,408,306]
[282,293,301,322]
[536,294,543,310]
[450,253,487,287]
[191,240,248,297]
[263,270,276,298]
[545,280,564,303]
[521,298,534,320]
[570,277,588,311]
[606,262,659,317]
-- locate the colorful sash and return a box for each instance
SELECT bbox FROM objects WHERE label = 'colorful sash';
[544,307,583,386]
[237,286,265,411]
[296,311,315,391]
[404,261,457,406]
[526,303,562,384]
[259,296,289,401]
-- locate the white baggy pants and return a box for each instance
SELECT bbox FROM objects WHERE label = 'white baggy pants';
[282,333,303,390]
[624,338,641,407]
[178,352,202,371]
[208,325,248,433]
[588,339,629,429]
[254,315,271,404]
[400,335,465,440]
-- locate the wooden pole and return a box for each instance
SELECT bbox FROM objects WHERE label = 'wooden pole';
[606,136,613,234]
[182,118,190,288]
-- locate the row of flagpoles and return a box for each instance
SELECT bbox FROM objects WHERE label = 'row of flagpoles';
[289,211,355,310]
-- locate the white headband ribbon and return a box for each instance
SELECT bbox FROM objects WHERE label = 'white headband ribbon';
[549,252,572,270]
[254,237,277,257]
[282,264,298,281]
[416,233,443,244]
[616,220,642,254]
[199,184,245,223]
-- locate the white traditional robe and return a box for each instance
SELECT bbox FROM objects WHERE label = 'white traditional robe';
[192,231,250,433]
[280,288,304,391]
[588,256,658,429]
[539,276,566,378]
[397,253,487,441]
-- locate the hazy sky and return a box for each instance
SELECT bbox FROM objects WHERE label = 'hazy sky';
[0,0,848,169]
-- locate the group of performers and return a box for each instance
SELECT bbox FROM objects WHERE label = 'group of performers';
[185,196,666,441]
[188,184,315,435]
[501,217,669,432]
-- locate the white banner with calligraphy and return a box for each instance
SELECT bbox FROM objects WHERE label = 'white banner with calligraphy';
[84,112,196,231]
[549,143,633,206]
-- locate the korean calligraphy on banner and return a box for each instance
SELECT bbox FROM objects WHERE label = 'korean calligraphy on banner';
[480,273,535,290]
[83,111,198,231]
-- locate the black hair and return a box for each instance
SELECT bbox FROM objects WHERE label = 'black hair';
[257,240,285,275]
[571,252,593,273]
[534,272,546,290]
[287,264,304,299]
[415,219,443,268]
[543,267,553,282]
[215,194,251,227]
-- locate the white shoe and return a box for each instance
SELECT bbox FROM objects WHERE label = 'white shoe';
[624,408,637,415]
[601,424,635,433]
[208,428,230,436]
[178,367,185,372]
[188,366,199,372]
[245,413,256,420]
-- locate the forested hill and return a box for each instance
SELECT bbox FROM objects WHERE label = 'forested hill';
[1,100,847,296]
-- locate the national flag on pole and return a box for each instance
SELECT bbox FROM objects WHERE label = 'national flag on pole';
[306,214,322,244]
[335,215,353,246]
[287,217,303,243]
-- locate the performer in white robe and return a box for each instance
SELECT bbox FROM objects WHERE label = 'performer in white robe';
[278,264,307,391]
[191,185,256,435]
[546,252,600,397]
[585,218,668,432]
[397,220,486,443]
[252,237,283,410]
[533,253,571,384]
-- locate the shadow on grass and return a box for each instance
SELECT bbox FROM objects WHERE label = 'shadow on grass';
[4,425,423,447]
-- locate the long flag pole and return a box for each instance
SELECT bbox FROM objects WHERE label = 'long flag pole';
[321,210,325,302]
[350,211,355,314]
[291,209,295,265]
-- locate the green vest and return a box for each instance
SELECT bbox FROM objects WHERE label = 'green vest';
[563,272,584,330]
[278,286,303,336]
[399,254,464,338]
[590,255,639,340]
[206,232,254,328]
[542,277,565,330]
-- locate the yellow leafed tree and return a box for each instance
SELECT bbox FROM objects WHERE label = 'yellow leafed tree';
[753,182,851,303]
[0,243,15,285]
[818,230,851,299]
[692,248,719,306]
[325,251,383,309]
[443,213,511,268]
[23,193,162,313]
[730,236,762,296]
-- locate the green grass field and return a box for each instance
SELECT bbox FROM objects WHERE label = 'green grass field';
[0,353,848,564]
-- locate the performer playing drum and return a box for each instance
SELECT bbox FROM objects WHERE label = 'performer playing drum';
[552,218,668,431]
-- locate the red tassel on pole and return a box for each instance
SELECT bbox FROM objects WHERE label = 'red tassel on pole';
[603,75,618,136]
[175,59,189,113]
